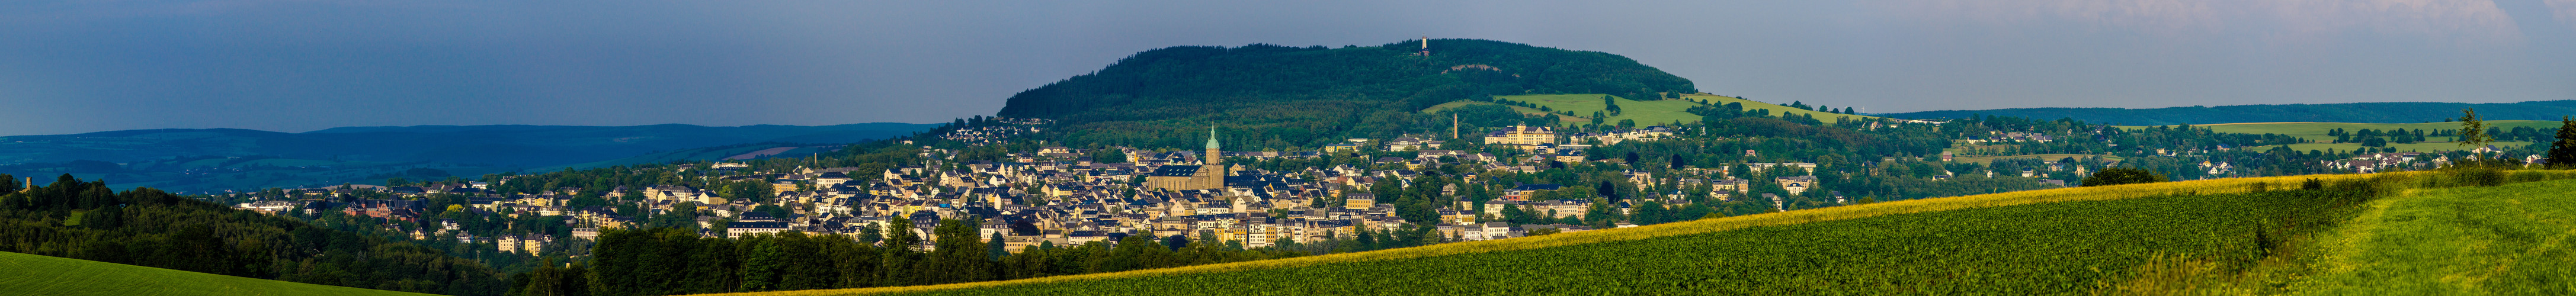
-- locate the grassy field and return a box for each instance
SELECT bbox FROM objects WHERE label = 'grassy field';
[1500,94,1709,127]
[1948,153,2121,164]
[2124,120,2560,152]
[0,252,433,296]
[1418,101,1574,124]
[1428,94,1882,128]
[704,173,2413,295]
[1686,94,1882,123]
[2266,141,2536,153]
[2289,178,2576,294]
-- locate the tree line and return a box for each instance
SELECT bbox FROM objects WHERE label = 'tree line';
[0,174,511,295]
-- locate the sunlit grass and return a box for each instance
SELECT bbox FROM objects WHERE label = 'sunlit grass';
[2289,178,2576,295]
[0,252,434,296]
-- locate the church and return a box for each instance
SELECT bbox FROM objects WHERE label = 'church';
[1145,127,1229,191]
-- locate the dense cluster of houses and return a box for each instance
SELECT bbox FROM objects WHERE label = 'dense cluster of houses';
[230,123,1812,255]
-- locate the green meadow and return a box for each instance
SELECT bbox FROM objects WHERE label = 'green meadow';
[1424,94,1882,128]
[0,252,434,296]
[2289,178,2576,294]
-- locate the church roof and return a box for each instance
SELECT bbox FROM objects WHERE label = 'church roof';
[1206,127,1222,150]
[1151,165,1204,176]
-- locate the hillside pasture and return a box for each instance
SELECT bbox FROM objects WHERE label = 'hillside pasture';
[1418,101,1582,125]
[1490,94,1709,127]
[1686,94,1882,123]
[1427,94,1885,128]
[1947,153,2121,165]
[0,252,433,296]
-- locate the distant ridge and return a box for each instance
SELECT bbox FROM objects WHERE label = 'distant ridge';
[1877,100,2576,126]
[0,123,937,166]
[0,123,938,193]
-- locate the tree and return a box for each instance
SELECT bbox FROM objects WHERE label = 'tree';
[2081,168,2166,186]
[2551,116,2576,168]
[1091,148,1128,164]
[876,214,919,286]
[1161,234,1191,251]
[2458,108,2492,163]
[988,233,1010,261]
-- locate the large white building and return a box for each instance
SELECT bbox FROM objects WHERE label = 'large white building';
[1484,125,1558,146]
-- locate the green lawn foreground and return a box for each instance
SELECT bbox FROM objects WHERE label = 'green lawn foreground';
[2292,178,2576,295]
[0,251,434,296]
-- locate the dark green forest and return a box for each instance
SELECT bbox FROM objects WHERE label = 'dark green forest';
[995,39,1696,149]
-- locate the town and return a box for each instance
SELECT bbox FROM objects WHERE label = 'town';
[213,112,2541,259]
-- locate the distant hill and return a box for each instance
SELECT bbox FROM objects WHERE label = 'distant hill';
[1877,100,2576,126]
[995,38,1697,149]
[0,123,935,166]
[0,123,934,193]
[0,252,433,296]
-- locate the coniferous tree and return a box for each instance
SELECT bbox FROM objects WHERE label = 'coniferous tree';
[2550,116,2576,168]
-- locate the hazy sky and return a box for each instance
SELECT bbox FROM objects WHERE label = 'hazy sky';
[3,1,2572,136]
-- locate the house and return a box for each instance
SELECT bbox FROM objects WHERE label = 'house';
[1344,193,1376,210]
[1502,184,1562,201]
[1553,150,1587,163]
[1776,176,1817,195]
[1323,143,1362,153]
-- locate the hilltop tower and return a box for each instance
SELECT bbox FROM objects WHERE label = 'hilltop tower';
[1204,126,1222,166]
[1418,36,1431,56]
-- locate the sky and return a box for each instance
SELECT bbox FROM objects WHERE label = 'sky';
[2,1,2572,136]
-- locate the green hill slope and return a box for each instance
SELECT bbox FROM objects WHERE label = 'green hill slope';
[706,171,2576,295]
[2135,120,2563,152]
[0,252,432,296]
[1689,94,1881,123]
[994,39,1697,149]
[1878,100,2576,126]
[1421,94,1881,128]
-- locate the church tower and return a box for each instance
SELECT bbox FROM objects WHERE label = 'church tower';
[1204,126,1222,166]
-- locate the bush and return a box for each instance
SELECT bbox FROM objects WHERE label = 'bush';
[2082,168,2168,186]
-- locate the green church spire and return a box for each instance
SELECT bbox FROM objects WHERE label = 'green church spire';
[1206,126,1221,150]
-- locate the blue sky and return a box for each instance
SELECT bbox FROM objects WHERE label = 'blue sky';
[2,0,2571,136]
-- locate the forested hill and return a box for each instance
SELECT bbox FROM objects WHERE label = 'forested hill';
[995,39,1696,149]
[1877,100,2576,126]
